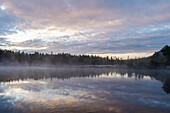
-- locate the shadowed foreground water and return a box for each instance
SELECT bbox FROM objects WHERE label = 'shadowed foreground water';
[0,66,170,113]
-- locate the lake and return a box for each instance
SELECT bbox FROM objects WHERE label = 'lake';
[0,66,170,113]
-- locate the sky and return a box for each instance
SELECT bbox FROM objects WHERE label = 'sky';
[0,0,170,58]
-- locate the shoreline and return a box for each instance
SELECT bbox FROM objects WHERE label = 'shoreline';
[0,64,170,71]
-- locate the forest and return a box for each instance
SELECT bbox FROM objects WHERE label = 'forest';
[0,45,169,69]
[0,49,117,65]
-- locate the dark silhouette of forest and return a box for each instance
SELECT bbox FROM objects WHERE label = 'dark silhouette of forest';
[0,50,120,65]
[0,45,169,68]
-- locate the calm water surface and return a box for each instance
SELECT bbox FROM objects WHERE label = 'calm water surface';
[0,67,170,113]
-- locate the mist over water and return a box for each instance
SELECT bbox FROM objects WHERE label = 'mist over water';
[0,66,170,113]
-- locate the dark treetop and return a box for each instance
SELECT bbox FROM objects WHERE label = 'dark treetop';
[0,45,169,69]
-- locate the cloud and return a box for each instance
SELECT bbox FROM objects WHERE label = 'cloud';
[0,8,23,35]
[0,0,170,57]
[0,37,10,46]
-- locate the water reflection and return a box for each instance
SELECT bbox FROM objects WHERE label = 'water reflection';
[0,67,170,113]
[163,78,170,94]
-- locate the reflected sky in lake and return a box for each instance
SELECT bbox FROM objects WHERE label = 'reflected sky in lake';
[0,67,170,113]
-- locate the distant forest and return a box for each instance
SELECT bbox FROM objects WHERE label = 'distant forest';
[0,49,117,65]
[0,45,170,69]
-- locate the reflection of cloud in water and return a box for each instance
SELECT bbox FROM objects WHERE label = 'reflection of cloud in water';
[0,68,170,113]
[0,81,94,103]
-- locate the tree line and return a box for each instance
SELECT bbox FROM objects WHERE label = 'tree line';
[0,45,169,68]
[0,49,122,65]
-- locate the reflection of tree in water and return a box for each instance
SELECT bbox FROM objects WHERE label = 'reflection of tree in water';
[0,67,112,82]
[0,67,170,94]
[162,78,170,94]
